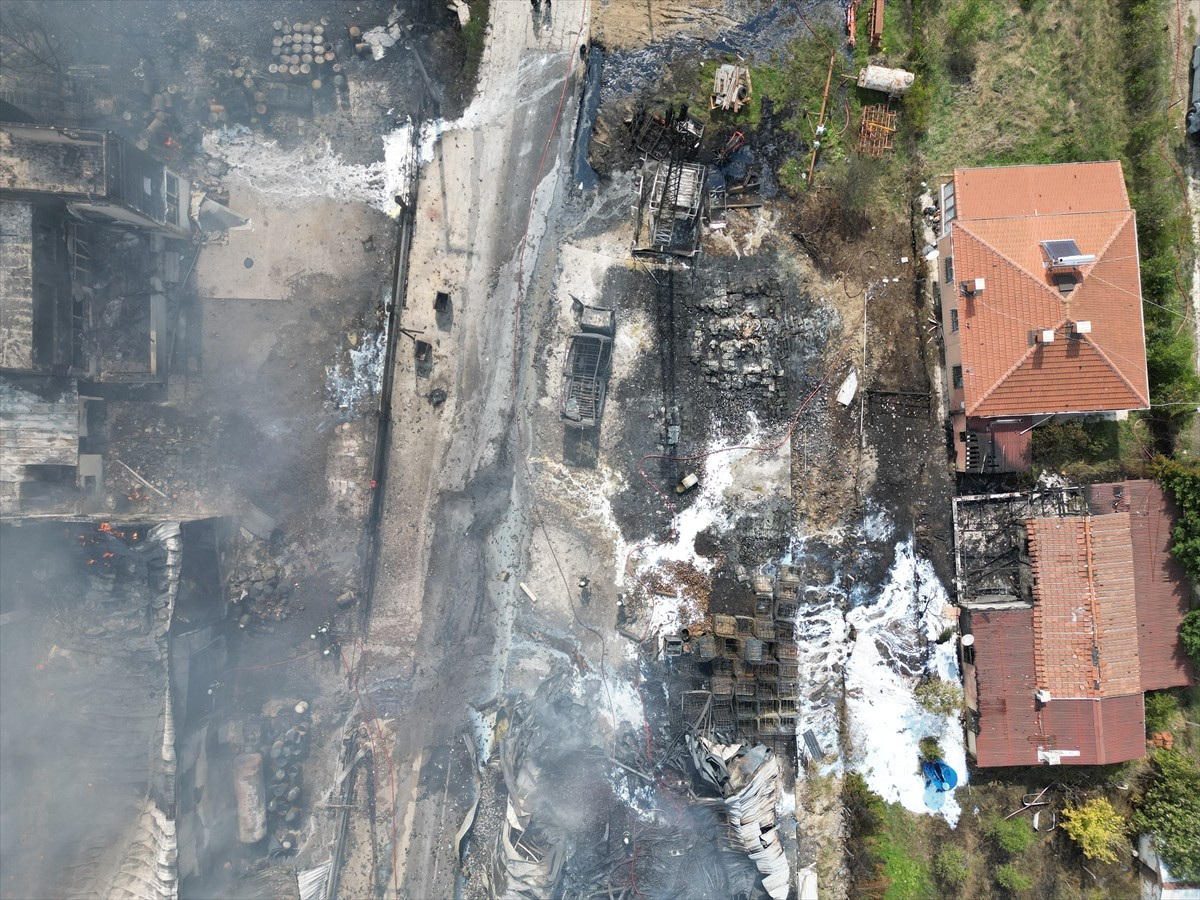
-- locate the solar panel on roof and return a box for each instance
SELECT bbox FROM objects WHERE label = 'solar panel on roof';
[1042,239,1082,259]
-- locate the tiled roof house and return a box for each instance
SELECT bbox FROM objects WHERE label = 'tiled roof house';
[961,480,1194,767]
[936,162,1150,473]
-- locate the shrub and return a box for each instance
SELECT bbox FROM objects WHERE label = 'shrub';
[995,863,1033,893]
[933,846,970,886]
[914,678,964,716]
[1134,750,1200,881]
[1144,691,1179,734]
[844,773,890,897]
[986,816,1036,855]
[1153,457,1200,586]
[1060,797,1128,864]
[919,736,944,762]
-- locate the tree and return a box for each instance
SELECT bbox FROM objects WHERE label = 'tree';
[1181,610,1200,667]
[0,1,64,76]
[1134,750,1200,881]
[1060,797,1128,864]
[1153,456,1200,585]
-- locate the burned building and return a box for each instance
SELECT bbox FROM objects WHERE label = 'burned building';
[954,480,1194,766]
[0,122,196,515]
[0,122,191,384]
[0,123,190,236]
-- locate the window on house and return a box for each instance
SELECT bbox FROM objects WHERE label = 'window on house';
[943,257,954,284]
[952,365,963,389]
[950,308,959,332]
[165,175,180,225]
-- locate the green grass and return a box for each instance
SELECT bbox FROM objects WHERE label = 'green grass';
[461,0,490,83]
[877,804,936,900]
[914,0,1129,169]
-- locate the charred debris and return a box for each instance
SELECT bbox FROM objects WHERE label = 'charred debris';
[471,667,791,900]
[0,1,455,898]
[629,96,763,258]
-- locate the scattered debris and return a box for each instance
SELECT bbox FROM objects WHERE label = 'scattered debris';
[687,735,791,899]
[711,63,753,113]
[561,333,614,427]
[867,0,886,49]
[836,367,859,406]
[634,158,709,256]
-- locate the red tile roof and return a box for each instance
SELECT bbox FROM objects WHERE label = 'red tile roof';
[1085,480,1196,691]
[950,162,1149,417]
[1027,515,1141,699]
[953,161,1132,219]
[970,607,1147,766]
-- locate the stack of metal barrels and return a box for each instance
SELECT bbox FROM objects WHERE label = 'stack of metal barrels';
[268,19,338,91]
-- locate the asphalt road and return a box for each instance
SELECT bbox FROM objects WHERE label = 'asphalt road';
[354,3,590,897]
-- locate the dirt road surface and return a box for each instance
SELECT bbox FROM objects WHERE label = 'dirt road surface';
[349,3,591,897]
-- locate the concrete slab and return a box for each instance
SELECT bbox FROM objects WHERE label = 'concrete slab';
[195,179,387,301]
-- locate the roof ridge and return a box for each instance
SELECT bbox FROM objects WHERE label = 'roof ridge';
[1079,210,1134,278]
[965,314,1068,416]
[958,208,1133,224]
[955,220,1064,306]
[1078,334,1148,406]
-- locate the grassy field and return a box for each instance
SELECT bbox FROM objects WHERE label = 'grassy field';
[912,0,1130,170]
[876,803,936,899]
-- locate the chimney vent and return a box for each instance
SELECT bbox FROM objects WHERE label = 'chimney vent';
[960,277,985,296]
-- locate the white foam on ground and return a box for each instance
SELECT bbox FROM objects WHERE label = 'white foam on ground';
[203,124,423,215]
[635,421,771,574]
[326,328,386,413]
[843,539,967,826]
[588,665,644,733]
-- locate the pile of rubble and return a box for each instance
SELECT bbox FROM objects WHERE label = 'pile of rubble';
[230,537,295,627]
[689,282,786,399]
[660,569,802,759]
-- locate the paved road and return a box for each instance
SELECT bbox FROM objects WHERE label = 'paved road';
[356,2,590,897]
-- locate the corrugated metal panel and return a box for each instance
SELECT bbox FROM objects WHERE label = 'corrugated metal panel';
[971,608,1039,767]
[966,417,1033,472]
[0,376,78,481]
[0,199,35,370]
[1088,481,1196,691]
[970,611,1149,766]
[1040,694,1146,765]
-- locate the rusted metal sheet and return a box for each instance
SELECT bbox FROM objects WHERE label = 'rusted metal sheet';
[234,752,268,843]
[1086,480,1196,690]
